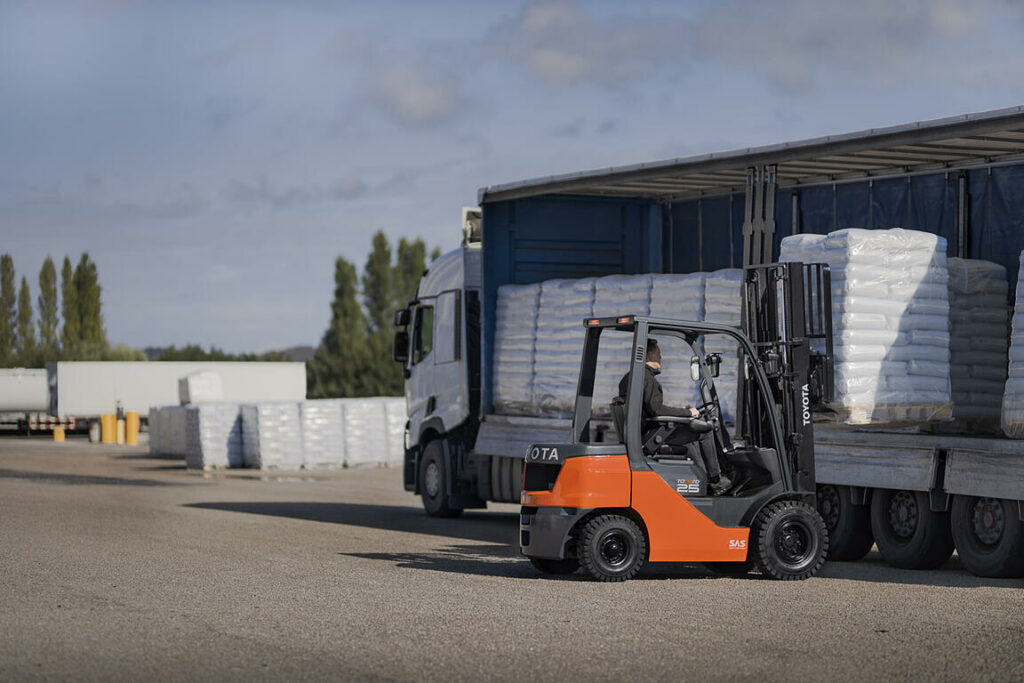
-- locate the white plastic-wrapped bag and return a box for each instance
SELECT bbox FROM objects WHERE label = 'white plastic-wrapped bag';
[1001,251,1024,438]
[493,283,541,415]
[184,403,243,470]
[532,278,595,416]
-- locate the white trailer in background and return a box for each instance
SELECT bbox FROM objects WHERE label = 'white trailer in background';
[0,369,71,432]
[39,361,307,434]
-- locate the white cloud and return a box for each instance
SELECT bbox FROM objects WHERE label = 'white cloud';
[367,60,461,127]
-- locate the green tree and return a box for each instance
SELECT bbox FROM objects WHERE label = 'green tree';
[60,256,79,358]
[308,256,371,398]
[73,253,107,357]
[393,238,427,310]
[103,344,147,361]
[363,231,393,334]
[430,246,442,262]
[15,276,36,365]
[0,255,15,366]
[37,256,59,360]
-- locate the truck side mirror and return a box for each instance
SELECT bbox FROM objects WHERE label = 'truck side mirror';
[394,308,411,327]
[690,356,701,382]
[706,353,722,378]
[393,330,410,364]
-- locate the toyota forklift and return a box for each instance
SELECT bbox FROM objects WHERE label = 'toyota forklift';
[520,262,835,581]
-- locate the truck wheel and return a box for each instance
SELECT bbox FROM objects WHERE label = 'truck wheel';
[950,496,1024,578]
[577,515,646,582]
[750,500,828,580]
[419,441,462,518]
[870,489,953,569]
[817,484,874,561]
[528,556,580,575]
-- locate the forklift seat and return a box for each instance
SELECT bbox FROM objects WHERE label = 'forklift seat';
[610,396,626,444]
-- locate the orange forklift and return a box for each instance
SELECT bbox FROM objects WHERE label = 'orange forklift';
[520,262,836,581]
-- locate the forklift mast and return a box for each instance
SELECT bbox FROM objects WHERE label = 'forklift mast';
[739,262,834,493]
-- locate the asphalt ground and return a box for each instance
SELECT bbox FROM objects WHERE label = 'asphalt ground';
[1,435,1022,682]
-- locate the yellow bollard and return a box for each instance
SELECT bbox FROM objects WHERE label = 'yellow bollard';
[125,411,139,446]
[101,414,116,444]
[53,427,65,442]
[116,419,126,445]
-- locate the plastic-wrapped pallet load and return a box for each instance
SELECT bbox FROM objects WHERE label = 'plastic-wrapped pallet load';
[300,399,346,468]
[533,278,595,416]
[148,405,188,457]
[782,228,953,425]
[1001,251,1024,438]
[178,371,224,404]
[341,398,390,467]
[184,403,243,470]
[947,258,1009,427]
[493,283,541,415]
[592,275,652,414]
[241,402,303,469]
[382,398,407,467]
[649,273,706,409]
[703,269,743,424]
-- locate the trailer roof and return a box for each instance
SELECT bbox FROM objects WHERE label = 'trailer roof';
[478,105,1024,204]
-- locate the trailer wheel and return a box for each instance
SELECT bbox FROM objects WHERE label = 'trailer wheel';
[950,496,1024,578]
[870,489,953,569]
[419,440,462,518]
[577,515,646,582]
[816,484,874,561]
[528,556,580,575]
[751,500,828,580]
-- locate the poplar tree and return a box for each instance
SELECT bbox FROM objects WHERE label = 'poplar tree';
[0,255,15,366]
[73,253,107,358]
[308,256,371,398]
[61,256,79,358]
[15,276,35,365]
[37,256,59,359]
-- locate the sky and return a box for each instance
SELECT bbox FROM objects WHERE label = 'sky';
[3,0,1024,353]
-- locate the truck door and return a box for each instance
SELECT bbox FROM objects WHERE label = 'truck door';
[407,302,436,439]
[432,290,466,430]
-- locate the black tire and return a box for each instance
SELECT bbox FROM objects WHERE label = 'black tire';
[750,500,828,580]
[577,515,646,582]
[870,489,952,569]
[529,556,580,575]
[816,484,875,561]
[704,561,754,576]
[419,440,463,518]
[950,496,1024,578]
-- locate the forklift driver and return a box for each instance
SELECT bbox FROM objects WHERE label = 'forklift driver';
[619,338,732,496]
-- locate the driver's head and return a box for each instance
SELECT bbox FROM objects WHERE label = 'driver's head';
[647,338,662,365]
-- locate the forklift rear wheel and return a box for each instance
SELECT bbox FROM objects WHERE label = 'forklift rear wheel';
[419,440,463,518]
[577,515,646,582]
[870,489,952,569]
[816,484,874,562]
[751,500,828,580]
[950,496,1024,578]
[528,556,580,575]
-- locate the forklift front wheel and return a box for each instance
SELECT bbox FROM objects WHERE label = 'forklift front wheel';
[751,500,828,580]
[577,515,646,582]
[419,440,463,518]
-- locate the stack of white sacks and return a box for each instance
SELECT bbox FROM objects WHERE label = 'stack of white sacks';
[592,275,652,414]
[649,274,706,409]
[947,258,1009,425]
[183,403,243,469]
[147,406,188,456]
[241,403,304,469]
[492,283,541,414]
[151,397,407,469]
[178,371,224,404]
[703,270,743,423]
[1001,251,1024,438]
[781,228,953,424]
[532,278,595,415]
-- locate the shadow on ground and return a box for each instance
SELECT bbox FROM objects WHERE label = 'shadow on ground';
[186,501,1024,588]
[0,467,178,487]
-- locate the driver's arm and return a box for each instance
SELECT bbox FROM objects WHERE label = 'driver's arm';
[647,378,699,418]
